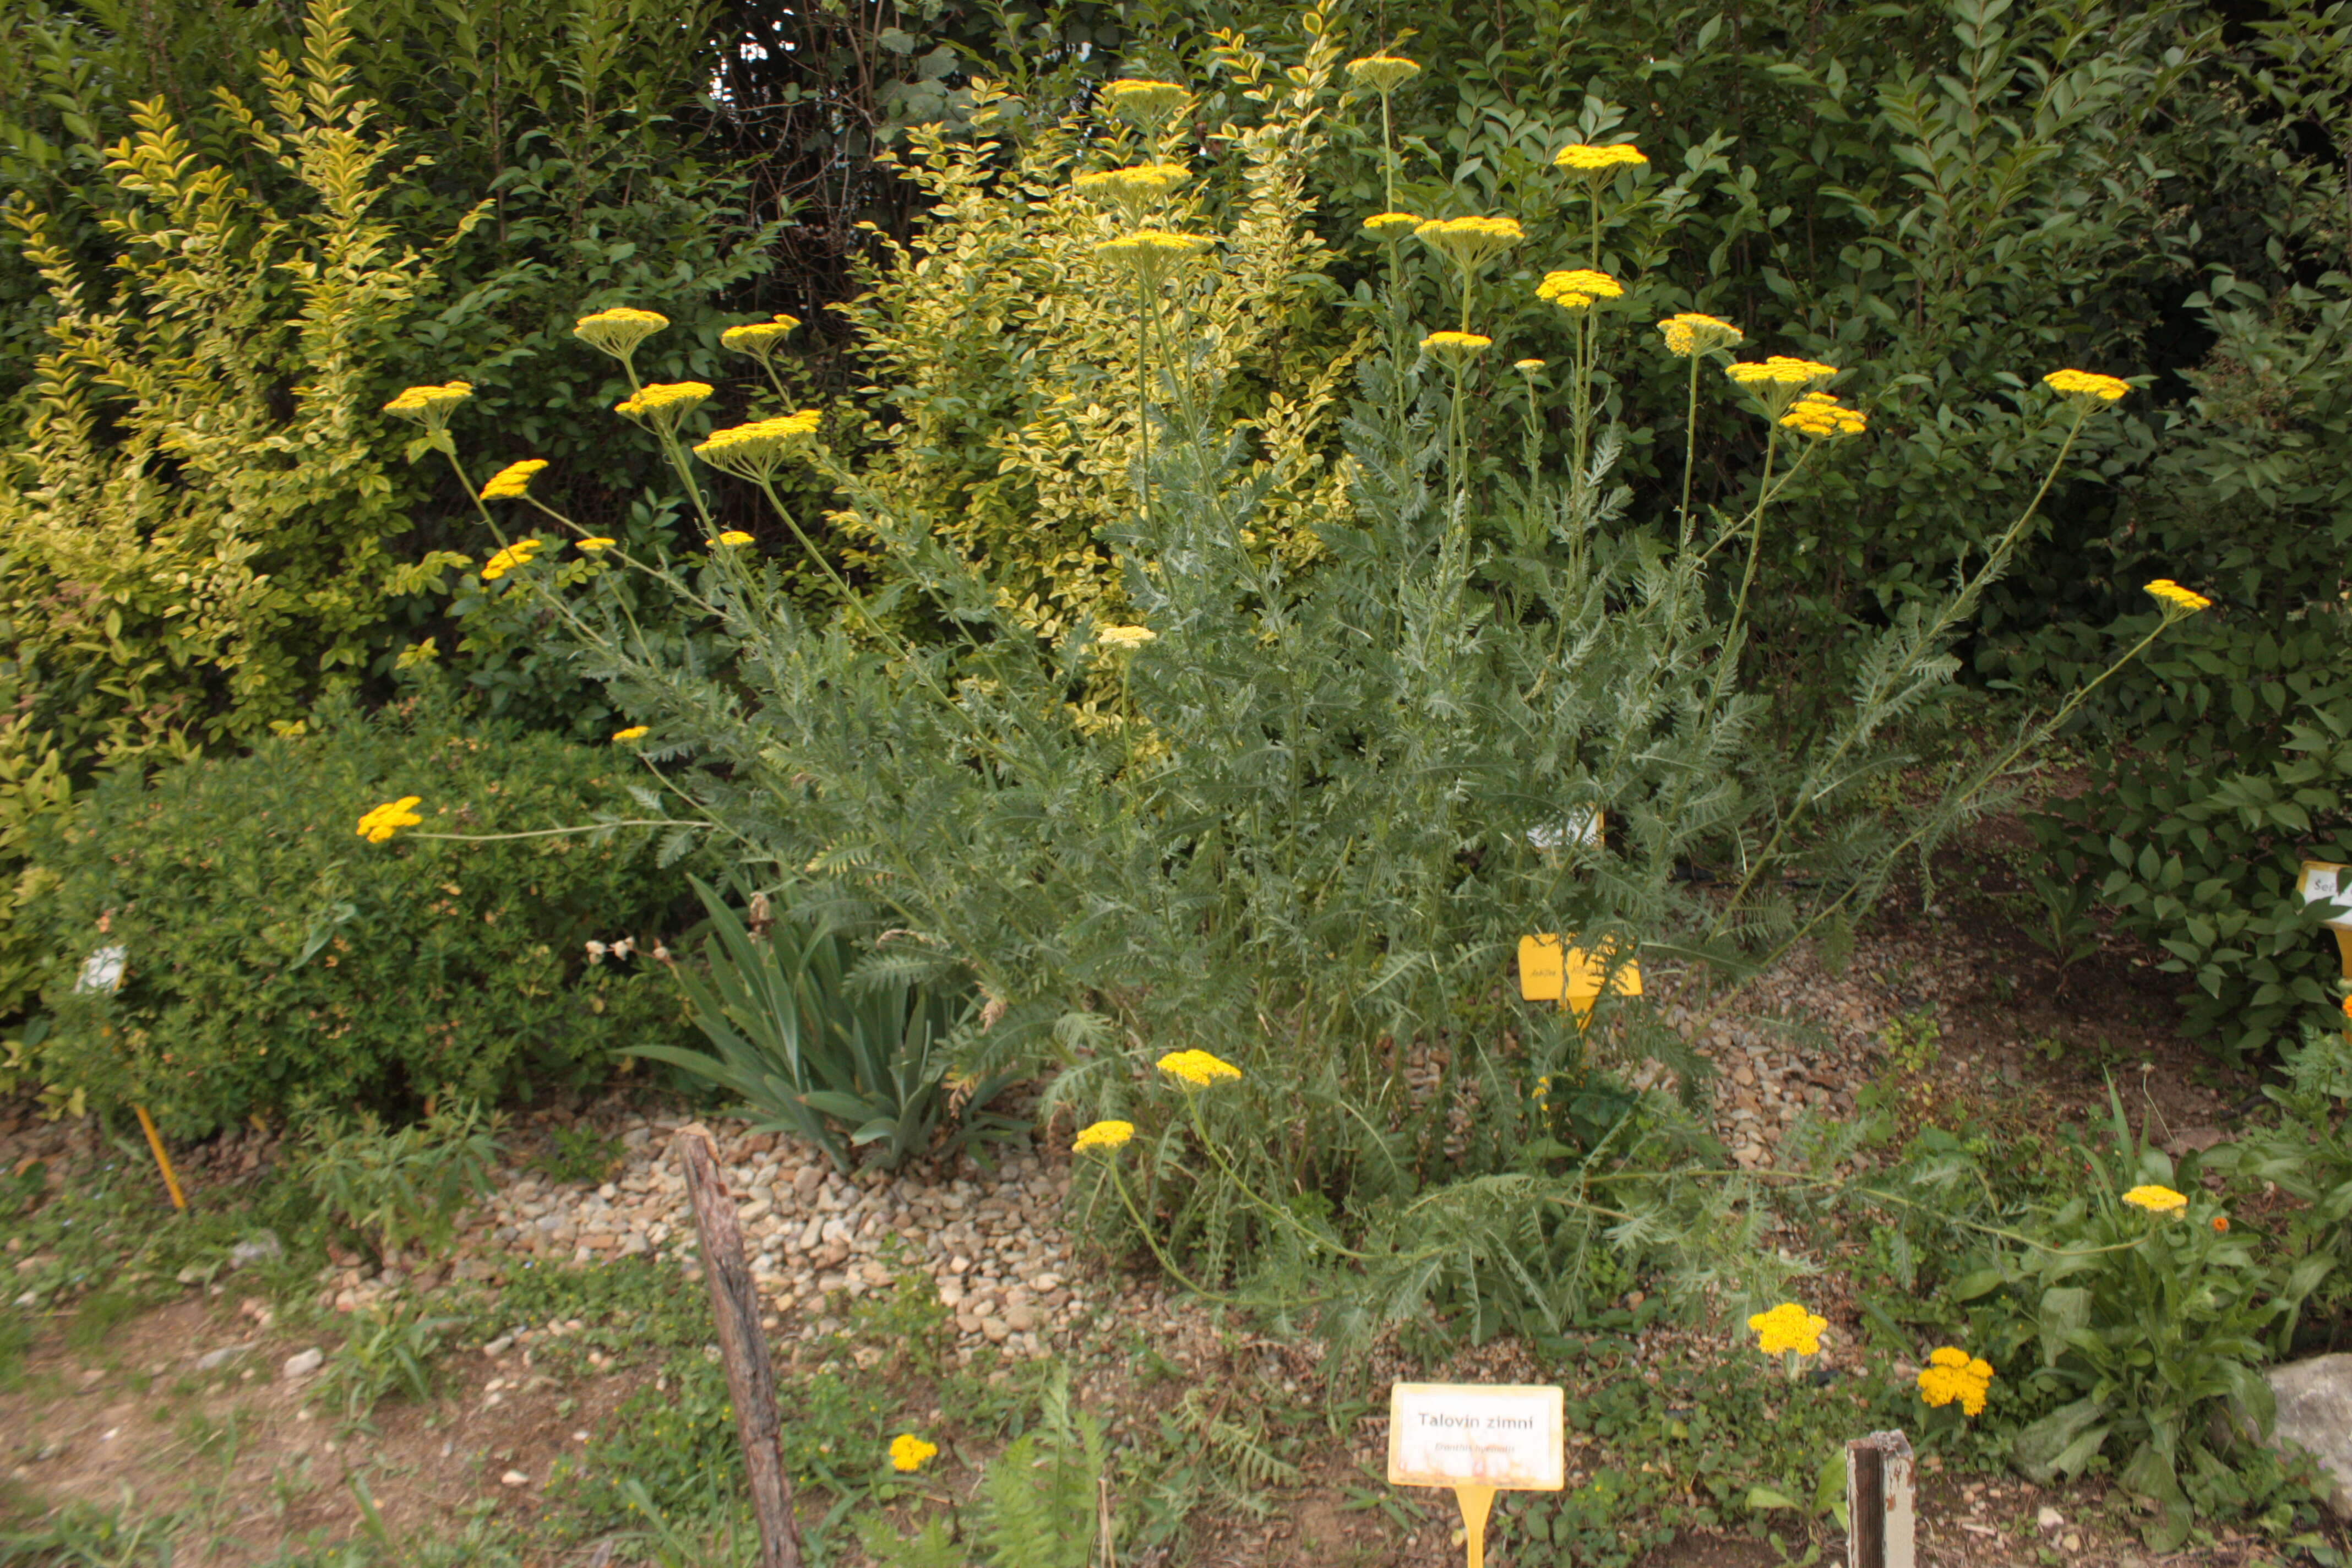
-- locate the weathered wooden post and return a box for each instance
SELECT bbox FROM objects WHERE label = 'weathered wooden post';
[677,1127,803,1568]
[1844,1430,1915,1568]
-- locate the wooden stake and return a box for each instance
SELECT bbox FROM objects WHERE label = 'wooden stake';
[1845,1430,1915,1568]
[677,1128,803,1568]
[133,1106,187,1211]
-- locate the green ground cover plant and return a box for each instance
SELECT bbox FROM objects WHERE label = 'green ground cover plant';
[25,698,698,1135]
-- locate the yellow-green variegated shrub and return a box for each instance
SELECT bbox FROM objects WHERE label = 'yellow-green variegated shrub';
[0,0,473,765]
[832,31,1362,640]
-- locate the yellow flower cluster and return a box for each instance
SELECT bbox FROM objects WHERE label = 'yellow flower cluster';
[574,307,670,358]
[1095,229,1214,282]
[481,538,545,581]
[356,796,422,844]
[1414,215,1525,270]
[709,531,755,547]
[1421,330,1493,362]
[720,316,799,356]
[614,382,714,427]
[1097,625,1157,651]
[1345,55,1422,94]
[2122,1183,2187,1213]
[1554,143,1648,173]
[2042,368,2130,403]
[479,459,548,500]
[1747,1302,1827,1357]
[1916,1348,1994,1417]
[1657,313,1743,357]
[1778,391,1868,439]
[888,1434,938,1472]
[1725,356,1839,389]
[1073,1119,1135,1152]
[1157,1049,1241,1087]
[1104,79,1186,124]
[2144,579,2213,614]
[1513,358,1546,374]
[693,410,823,477]
[613,726,649,742]
[1076,163,1191,202]
[1536,268,1624,312]
[578,536,616,551]
[383,381,473,422]
[1363,211,1422,240]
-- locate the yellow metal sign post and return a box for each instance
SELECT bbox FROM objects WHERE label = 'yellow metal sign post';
[1388,1384,1564,1567]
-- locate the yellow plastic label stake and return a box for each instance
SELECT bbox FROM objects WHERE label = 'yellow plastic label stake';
[1389,1383,1564,1568]
[1517,935,1642,1018]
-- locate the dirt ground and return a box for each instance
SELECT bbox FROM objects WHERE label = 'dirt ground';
[3,822,2344,1567]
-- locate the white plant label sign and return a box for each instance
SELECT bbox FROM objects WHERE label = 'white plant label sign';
[1387,1383,1565,1490]
[2299,862,2352,930]
[76,945,127,994]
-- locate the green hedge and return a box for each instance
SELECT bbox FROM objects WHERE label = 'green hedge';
[28,701,699,1135]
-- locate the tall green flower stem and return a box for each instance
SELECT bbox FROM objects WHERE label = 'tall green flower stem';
[1676,353,1704,547]
[1725,424,1779,640]
[1705,402,2102,941]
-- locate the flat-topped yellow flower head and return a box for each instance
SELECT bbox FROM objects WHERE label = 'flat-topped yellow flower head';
[1420,330,1493,364]
[1917,1347,1994,1417]
[1555,143,1648,176]
[1414,215,1525,273]
[357,796,423,844]
[576,536,616,552]
[2043,368,2131,405]
[1104,79,1187,127]
[612,726,649,742]
[1157,1048,1241,1087]
[480,459,548,500]
[1778,391,1868,439]
[1536,268,1624,312]
[573,307,669,360]
[1075,163,1192,221]
[1363,211,1422,241]
[1073,1119,1135,1152]
[614,381,714,432]
[1726,355,1839,415]
[693,410,822,478]
[383,382,473,426]
[1747,1302,1827,1358]
[481,538,546,581]
[888,1434,938,1473]
[1346,55,1422,95]
[2144,579,2213,615]
[1658,313,1743,357]
[1095,229,1215,284]
[1097,624,1157,651]
[1513,358,1546,374]
[720,318,798,358]
[2122,1183,2187,1214]
[709,531,755,548]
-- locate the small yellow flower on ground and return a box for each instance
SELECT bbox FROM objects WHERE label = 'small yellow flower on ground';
[2122,1183,2187,1213]
[1747,1302,1827,1357]
[613,726,649,742]
[574,307,670,358]
[480,459,548,500]
[357,797,423,844]
[481,539,545,581]
[1074,1120,1135,1152]
[576,536,616,551]
[1657,313,1743,357]
[1554,143,1648,173]
[889,1434,938,1472]
[1345,55,1421,94]
[1916,1347,1994,1417]
[1098,625,1157,651]
[1157,1049,1242,1087]
[2143,579,2213,614]
[2042,367,2131,404]
[1363,211,1422,240]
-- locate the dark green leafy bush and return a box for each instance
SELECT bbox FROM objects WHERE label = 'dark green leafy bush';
[2027,609,2352,1061]
[27,700,698,1135]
